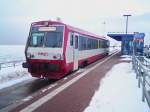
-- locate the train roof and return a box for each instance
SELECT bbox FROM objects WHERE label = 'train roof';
[32,20,107,40]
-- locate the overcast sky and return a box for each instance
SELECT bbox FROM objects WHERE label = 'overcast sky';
[0,0,150,45]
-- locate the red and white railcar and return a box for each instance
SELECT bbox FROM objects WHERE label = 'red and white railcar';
[23,20,109,79]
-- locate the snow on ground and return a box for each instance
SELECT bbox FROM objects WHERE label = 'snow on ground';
[120,55,131,58]
[120,55,132,61]
[120,57,132,61]
[0,45,35,89]
[0,65,33,89]
[84,59,149,112]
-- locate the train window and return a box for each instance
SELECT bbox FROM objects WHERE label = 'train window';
[106,41,110,48]
[104,41,106,48]
[32,37,38,46]
[96,40,98,49]
[87,38,98,49]
[99,40,101,48]
[30,33,44,47]
[101,40,105,48]
[78,36,99,50]
[91,39,97,49]
[75,35,78,49]
[87,38,92,49]
[70,34,73,46]
[79,36,87,50]
[45,32,63,48]
[91,39,94,49]
[92,39,95,49]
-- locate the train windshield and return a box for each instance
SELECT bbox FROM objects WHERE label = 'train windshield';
[30,33,45,47]
[45,32,63,48]
[29,26,64,48]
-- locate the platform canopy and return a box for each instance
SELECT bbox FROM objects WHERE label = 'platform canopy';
[107,32,134,41]
[107,32,145,55]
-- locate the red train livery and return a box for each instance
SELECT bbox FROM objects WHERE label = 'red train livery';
[23,20,109,79]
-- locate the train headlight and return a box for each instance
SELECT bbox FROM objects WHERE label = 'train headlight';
[53,54,62,60]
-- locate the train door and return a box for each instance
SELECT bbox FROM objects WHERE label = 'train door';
[73,34,79,70]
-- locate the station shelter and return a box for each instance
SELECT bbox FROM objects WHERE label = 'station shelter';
[107,32,145,55]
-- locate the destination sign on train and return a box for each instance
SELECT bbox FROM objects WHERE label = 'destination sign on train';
[38,27,56,31]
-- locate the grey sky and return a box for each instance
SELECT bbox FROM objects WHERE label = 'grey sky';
[0,0,150,45]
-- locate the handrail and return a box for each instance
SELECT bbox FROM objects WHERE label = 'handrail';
[132,55,150,107]
[136,56,150,69]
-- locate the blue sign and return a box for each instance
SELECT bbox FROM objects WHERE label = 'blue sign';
[134,33,145,38]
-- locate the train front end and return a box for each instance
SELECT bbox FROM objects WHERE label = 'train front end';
[23,21,66,79]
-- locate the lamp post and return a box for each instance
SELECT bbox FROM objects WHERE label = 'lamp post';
[123,14,131,34]
[123,14,131,55]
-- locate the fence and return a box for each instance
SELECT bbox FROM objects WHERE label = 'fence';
[132,55,150,107]
[0,60,25,70]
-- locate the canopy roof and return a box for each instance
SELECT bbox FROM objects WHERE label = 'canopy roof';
[107,32,134,41]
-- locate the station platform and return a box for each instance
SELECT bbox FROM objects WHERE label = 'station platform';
[3,51,128,112]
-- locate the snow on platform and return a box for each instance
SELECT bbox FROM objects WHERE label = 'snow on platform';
[120,55,132,61]
[84,58,149,112]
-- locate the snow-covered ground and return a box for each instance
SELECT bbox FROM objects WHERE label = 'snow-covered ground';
[84,57,149,112]
[0,45,33,89]
[0,66,32,89]
[120,55,132,61]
